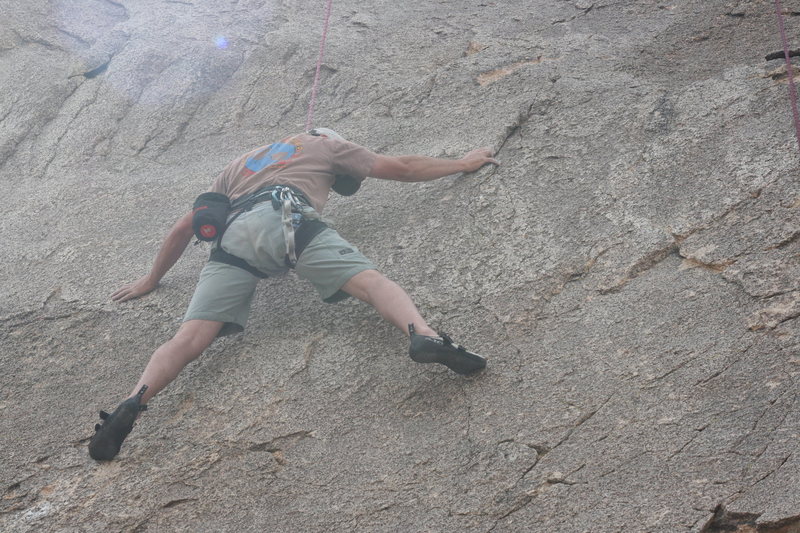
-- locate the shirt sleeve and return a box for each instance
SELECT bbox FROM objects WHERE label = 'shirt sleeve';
[207,160,237,194]
[328,139,378,182]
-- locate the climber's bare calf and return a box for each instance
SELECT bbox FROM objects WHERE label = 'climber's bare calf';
[128,319,223,404]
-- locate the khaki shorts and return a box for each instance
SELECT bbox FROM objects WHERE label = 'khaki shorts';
[184,202,376,336]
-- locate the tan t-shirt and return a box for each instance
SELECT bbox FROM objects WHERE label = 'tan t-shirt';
[209,133,377,213]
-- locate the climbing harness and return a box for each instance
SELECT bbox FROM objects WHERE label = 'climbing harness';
[774,0,800,153]
[201,185,328,277]
[305,0,334,131]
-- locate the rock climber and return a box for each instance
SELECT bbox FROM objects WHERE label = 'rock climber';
[89,128,499,461]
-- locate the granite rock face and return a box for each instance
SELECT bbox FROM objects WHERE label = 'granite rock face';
[1,1,798,531]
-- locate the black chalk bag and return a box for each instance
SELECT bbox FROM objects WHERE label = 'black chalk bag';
[192,192,231,241]
[332,174,361,196]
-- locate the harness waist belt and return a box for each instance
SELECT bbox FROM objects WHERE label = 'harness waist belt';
[231,184,311,212]
[206,184,324,275]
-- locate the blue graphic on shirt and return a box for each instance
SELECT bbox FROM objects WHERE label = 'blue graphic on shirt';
[244,142,297,174]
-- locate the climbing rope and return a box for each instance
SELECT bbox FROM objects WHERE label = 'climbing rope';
[305,0,334,131]
[773,0,800,153]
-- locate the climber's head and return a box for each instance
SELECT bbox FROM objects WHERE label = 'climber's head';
[308,127,344,141]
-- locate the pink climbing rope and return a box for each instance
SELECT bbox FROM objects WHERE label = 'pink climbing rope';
[774,0,800,153]
[305,0,334,131]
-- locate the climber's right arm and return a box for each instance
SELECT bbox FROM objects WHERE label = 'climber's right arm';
[111,211,195,302]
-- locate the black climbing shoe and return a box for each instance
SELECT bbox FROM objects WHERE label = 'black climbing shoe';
[408,324,487,375]
[88,385,148,461]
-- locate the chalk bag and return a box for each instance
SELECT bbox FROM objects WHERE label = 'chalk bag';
[192,192,231,241]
